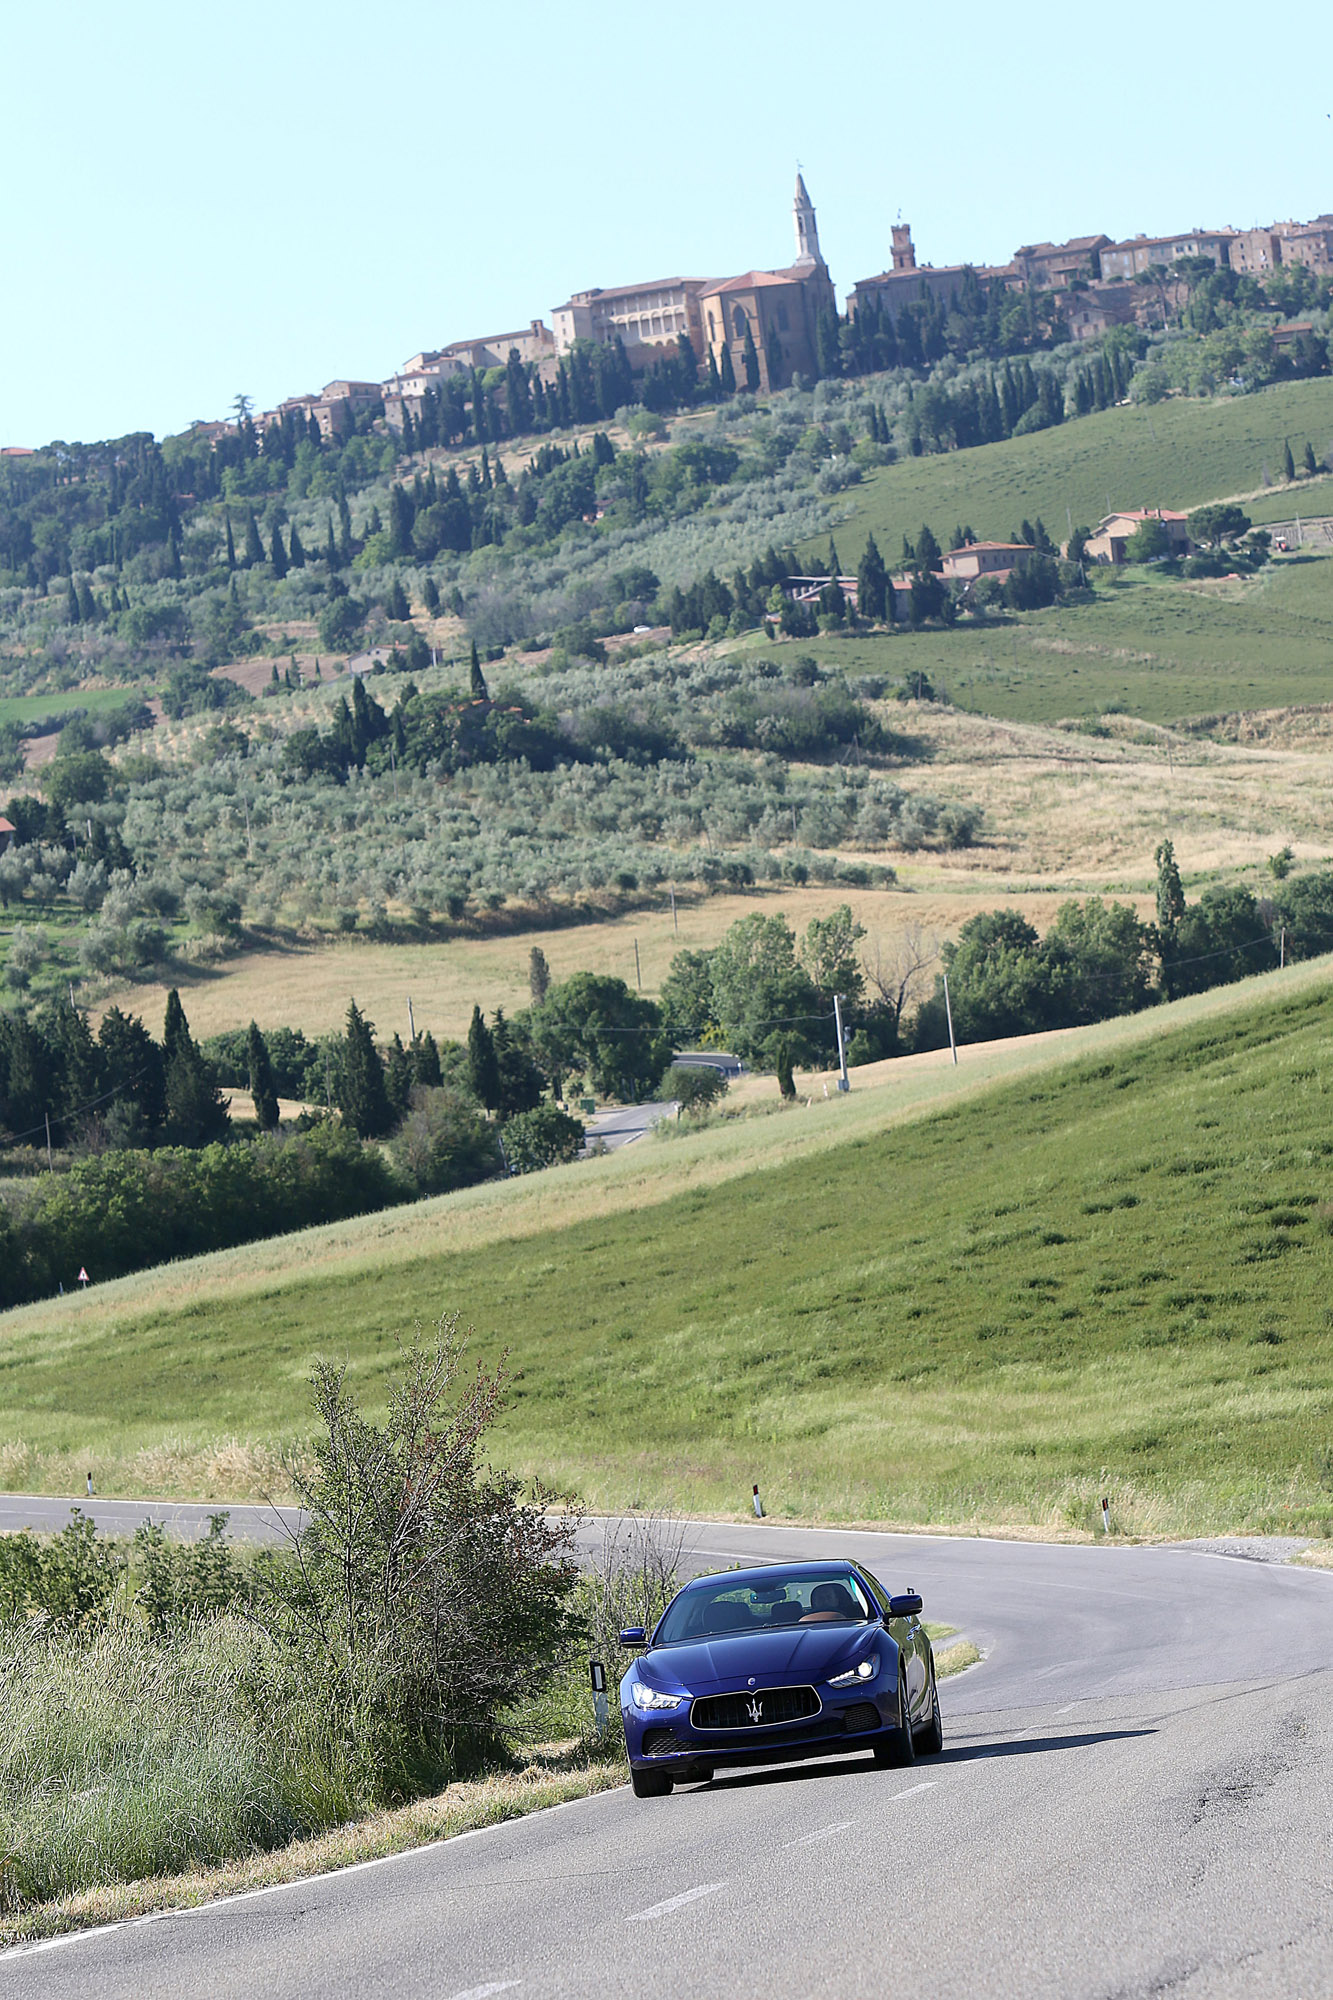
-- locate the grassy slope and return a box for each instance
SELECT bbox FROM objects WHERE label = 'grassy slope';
[0,688,146,727]
[796,548,1333,724]
[825,378,1333,563]
[4,959,1332,1536]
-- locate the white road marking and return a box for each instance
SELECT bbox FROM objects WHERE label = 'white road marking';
[1033,1662,1075,1679]
[890,1782,936,1799]
[785,1820,856,1848]
[627,1881,728,1921]
[1056,1702,1077,1715]
[446,1985,520,1999]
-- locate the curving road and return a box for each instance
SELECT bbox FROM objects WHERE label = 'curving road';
[2,1519,1331,1998]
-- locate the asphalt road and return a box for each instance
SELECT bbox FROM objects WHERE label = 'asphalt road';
[579,1100,675,1153]
[0,1494,302,1544]
[2,1519,1331,1999]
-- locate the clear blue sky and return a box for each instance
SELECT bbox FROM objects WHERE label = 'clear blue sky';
[4,1,1331,447]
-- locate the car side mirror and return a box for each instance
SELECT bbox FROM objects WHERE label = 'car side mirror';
[887,1593,923,1618]
[619,1626,647,1646]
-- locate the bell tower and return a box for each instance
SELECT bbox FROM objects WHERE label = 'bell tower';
[792,172,822,269]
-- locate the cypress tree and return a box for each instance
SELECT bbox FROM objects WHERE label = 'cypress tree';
[470,641,489,700]
[385,577,410,621]
[269,523,288,578]
[337,1000,392,1138]
[1283,438,1296,482]
[337,494,353,564]
[528,945,551,1005]
[776,1039,796,1101]
[246,1020,279,1129]
[288,523,306,567]
[65,576,80,622]
[719,344,737,397]
[162,990,229,1144]
[324,517,338,568]
[423,576,440,615]
[243,511,265,567]
[225,513,236,571]
[384,1033,414,1120]
[467,1005,501,1112]
[857,533,888,622]
[741,323,761,392]
[410,1031,443,1088]
[1304,441,1318,476]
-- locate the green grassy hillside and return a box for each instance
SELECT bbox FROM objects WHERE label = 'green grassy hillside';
[826,377,1333,563]
[2,965,1332,1537]
[794,547,1333,724]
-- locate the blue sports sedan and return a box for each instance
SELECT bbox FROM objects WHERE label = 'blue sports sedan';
[618,1558,943,1797]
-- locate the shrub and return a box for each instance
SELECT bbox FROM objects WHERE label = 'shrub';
[502,1101,585,1173]
[662,1063,729,1111]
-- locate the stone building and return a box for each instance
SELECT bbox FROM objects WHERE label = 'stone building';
[845,223,1016,319]
[1012,235,1111,287]
[698,176,837,392]
[551,280,709,371]
[1100,230,1236,281]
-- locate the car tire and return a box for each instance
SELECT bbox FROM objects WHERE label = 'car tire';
[630,1767,674,1799]
[916,1659,944,1756]
[873,1667,917,1768]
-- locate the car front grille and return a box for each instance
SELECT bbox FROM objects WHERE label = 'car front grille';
[642,1728,684,1756]
[690,1685,821,1732]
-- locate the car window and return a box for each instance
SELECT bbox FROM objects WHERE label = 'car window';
[656,1571,874,1643]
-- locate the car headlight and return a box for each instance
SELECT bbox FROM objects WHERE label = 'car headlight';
[631,1681,683,1710]
[829,1652,879,1687]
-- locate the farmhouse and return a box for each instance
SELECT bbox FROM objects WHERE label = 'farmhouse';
[1083,508,1191,564]
[940,541,1033,582]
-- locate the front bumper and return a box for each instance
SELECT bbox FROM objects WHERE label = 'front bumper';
[624,1688,899,1773]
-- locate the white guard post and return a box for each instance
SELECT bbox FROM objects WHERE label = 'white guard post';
[753,1483,765,1518]
[590,1660,608,1736]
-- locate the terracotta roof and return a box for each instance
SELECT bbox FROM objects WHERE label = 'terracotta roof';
[948,541,1034,553]
[0,816,15,834]
[552,279,707,311]
[698,269,808,297]
[1099,508,1188,525]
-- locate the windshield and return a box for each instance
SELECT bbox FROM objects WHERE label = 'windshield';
[656,1570,875,1645]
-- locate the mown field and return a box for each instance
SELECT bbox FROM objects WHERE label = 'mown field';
[826,376,1333,565]
[3,960,1331,1538]
[794,548,1333,724]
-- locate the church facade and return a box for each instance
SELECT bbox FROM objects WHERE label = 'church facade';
[699,177,836,393]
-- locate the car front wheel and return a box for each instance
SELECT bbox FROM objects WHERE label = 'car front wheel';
[873,1667,917,1768]
[916,1659,944,1756]
[630,1766,674,1798]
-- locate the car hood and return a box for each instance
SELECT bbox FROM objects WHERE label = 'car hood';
[643,1624,885,1691]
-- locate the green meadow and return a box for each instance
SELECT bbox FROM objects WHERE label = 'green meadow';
[2,967,1332,1538]
[827,376,1333,562]
[791,547,1333,725]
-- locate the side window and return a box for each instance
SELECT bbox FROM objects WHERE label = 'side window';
[854,1566,893,1617]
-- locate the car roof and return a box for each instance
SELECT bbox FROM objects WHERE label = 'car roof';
[680,1559,867,1592]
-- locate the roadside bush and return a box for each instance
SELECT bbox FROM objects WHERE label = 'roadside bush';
[662,1063,729,1112]
[389,1085,500,1195]
[260,1329,582,1791]
[502,1101,585,1173]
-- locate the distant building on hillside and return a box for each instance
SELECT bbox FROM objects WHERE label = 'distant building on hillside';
[0,815,15,854]
[1083,508,1191,564]
[940,540,1033,582]
[1277,218,1333,272]
[1100,230,1236,280]
[1058,283,1141,342]
[845,222,1018,320]
[698,176,836,391]
[1012,235,1112,287]
[310,380,382,439]
[1228,228,1284,275]
[551,280,710,371]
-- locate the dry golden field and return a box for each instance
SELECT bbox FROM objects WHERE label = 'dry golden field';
[98,698,1333,1044]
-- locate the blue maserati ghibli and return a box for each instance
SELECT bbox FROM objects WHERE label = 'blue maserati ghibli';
[618,1559,943,1797]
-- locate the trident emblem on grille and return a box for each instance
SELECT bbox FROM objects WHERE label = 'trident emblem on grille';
[746,1697,763,1723]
